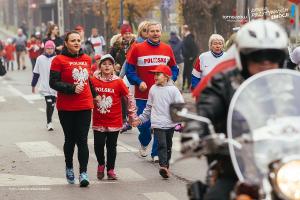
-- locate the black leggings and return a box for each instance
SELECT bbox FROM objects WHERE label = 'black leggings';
[44,96,56,124]
[58,110,91,173]
[94,131,119,170]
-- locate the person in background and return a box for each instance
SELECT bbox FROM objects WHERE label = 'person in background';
[27,34,42,71]
[168,31,184,90]
[110,24,135,75]
[133,65,184,178]
[191,34,226,89]
[75,25,94,57]
[91,54,137,180]
[88,28,106,56]
[49,31,98,187]
[181,24,198,91]
[15,28,27,70]
[91,54,101,75]
[43,24,64,55]
[4,38,15,71]
[31,40,57,131]
[126,22,179,162]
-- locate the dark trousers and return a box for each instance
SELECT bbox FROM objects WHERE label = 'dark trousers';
[30,58,37,71]
[204,177,237,200]
[94,131,119,170]
[183,58,194,90]
[58,110,91,173]
[153,128,174,167]
[44,96,56,124]
[6,61,14,71]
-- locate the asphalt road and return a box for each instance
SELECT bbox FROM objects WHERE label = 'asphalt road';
[0,54,207,200]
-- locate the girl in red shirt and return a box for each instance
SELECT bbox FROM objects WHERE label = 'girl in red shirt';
[4,38,15,71]
[90,54,137,180]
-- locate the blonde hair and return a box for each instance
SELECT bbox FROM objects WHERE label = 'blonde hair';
[208,34,224,50]
[147,21,162,32]
[137,21,150,37]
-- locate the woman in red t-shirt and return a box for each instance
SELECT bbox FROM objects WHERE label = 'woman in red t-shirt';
[90,54,137,180]
[49,31,97,187]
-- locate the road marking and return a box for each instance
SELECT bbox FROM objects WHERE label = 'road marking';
[143,192,179,200]
[0,174,66,186]
[9,187,51,191]
[16,141,64,158]
[23,94,44,101]
[0,96,6,102]
[7,85,34,104]
[88,139,138,153]
[116,168,146,181]
[117,140,139,152]
[38,108,46,113]
[53,118,59,123]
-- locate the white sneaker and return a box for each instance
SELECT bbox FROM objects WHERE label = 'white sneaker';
[152,156,159,163]
[139,145,148,157]
[47,123,54,131]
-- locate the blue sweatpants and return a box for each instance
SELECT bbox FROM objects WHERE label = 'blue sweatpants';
[136,99,158,157]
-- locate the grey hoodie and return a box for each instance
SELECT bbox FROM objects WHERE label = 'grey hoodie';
[139,80,184,129]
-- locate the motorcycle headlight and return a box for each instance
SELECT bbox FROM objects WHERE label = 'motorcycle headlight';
[275,160,300,200]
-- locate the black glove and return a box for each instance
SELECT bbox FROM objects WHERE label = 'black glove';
[180,121,204,157]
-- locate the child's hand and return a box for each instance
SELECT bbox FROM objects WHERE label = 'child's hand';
[131,119,141,127]
[139,82,147,92]
[94,95,101,104]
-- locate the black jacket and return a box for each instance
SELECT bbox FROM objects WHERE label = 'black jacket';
[194,67,244,179]
[182,33,198,60]
[195,67,244,137]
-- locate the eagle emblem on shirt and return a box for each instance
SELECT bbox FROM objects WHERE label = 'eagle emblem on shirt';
[72,66,88,85]
[97,94,113,114]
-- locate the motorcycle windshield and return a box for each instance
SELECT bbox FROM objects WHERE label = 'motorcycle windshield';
[227,69,300,183]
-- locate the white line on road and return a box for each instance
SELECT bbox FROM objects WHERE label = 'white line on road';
[143,192,179,200]
[7,85,34,104]
[0,96,6,102]
[0,174,66,186]
[24,94,44,101]
[9,187,51,191]
[16,141,64,158]
[116,168,146,181]
[88,139,139,153]
[38,108,46,113]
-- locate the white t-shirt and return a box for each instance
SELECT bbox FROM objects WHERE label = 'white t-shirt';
[88,35,106,56]
[33,54,57,96]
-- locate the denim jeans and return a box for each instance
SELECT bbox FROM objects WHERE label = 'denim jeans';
[153,128,174,167]
[136,99,158,157]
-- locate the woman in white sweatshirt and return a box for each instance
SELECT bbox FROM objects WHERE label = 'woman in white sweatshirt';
[31,40,57,131]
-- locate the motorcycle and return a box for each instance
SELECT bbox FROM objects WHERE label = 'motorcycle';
[170,69,300,200]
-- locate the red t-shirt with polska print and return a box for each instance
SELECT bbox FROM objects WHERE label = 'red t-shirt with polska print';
[51,54,94,111]
[90,77,129,128]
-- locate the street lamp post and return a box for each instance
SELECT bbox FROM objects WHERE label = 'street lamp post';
[120,0,124,26]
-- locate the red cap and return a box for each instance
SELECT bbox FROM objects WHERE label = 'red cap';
[120,24,132,35]
[94,54,101,60]
[75,25,84,31]
[149,65,172,77]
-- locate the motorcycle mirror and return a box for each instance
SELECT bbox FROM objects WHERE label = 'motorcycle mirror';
[170,103,189,122]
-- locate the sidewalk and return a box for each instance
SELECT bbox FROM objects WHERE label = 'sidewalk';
[0,25,17,39]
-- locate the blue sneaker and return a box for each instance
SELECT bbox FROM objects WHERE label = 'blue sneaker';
[79,172,89,187]
[65,168,75,184]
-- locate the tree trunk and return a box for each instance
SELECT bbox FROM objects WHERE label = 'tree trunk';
[182,0,236,53]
